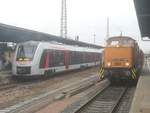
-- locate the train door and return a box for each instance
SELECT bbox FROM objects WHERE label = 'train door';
[64,51,69,69]
[44,50,53,68]
[44,51,49,68]
[40,49,53,69]
[48,50,53,68]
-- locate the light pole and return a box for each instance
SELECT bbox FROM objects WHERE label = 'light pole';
[93,34,96,44]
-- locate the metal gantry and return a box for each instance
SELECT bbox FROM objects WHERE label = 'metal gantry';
[61,0,67,38]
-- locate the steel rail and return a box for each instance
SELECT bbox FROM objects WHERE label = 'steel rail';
[0,83,17,91]
[109,87,128,113]
[62,86,128,113]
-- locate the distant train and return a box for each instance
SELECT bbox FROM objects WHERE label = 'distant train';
[99,36,144,83]
[12,41,102,77]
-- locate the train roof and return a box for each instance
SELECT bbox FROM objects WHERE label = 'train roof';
[18,41,103,53]
[107,36,136,42]
[106,36,138,47]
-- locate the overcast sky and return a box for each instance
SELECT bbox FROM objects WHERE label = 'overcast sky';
[0,0,149,52]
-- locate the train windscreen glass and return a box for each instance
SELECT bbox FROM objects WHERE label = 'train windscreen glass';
[110,41,119,46]
[16,43,38,61]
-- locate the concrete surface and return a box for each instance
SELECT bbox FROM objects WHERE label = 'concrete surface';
[0,71,11,84]
[129,75,150,113]
[0,71,11,77]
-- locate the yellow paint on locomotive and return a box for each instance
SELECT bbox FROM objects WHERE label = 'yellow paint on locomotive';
[104,47,133,69]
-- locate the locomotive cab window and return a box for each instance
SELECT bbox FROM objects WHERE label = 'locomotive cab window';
[110,41,119,46]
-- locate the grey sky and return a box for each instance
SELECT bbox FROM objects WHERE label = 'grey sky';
[0,0,149,52]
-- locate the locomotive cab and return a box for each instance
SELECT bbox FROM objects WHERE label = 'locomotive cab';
[104,36,135,69]
[101,36,142,81]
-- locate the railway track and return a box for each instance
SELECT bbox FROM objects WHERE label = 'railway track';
[114,87,135,113]
[75,86,127,113]
[0,76,102,113]
[0,67,100,110]
[0,83,17,91]
[0,78,39,92]
[62,85,130,113]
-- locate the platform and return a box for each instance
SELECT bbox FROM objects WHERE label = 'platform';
[0,71,11,84]
[0,71,11,76]
[129,62,150,113]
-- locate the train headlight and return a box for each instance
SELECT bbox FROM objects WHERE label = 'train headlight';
[19,58,23,61]
[125,62,129,66]
[107,62,111,67]
[24,58,30,61]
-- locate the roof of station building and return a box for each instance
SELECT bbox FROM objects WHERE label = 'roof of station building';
[0,23,103,49]
[134,0,150,38]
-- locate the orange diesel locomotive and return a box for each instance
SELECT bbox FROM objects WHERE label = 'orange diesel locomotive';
[99,36,144,82]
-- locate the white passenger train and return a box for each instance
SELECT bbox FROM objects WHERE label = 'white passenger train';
[12,41,102,77]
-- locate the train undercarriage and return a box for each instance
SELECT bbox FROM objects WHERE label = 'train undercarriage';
[99,67,141,85]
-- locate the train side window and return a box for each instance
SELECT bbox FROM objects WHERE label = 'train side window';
[83,52,86,63]
[58,51,64,66]
[73,51,76,64]
[52,50,55,66]
[79,52,82,63]
[82,52,84,63]
[71,51,75,64]
[76,52,79,63]
[70,51,78,65]
[76,51,82,64]
[81,52,84,63]
[53,50,64,66]
[69,51,72,65]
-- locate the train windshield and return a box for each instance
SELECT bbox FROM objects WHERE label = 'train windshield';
[16,43,38,61]
[107,39,134,46]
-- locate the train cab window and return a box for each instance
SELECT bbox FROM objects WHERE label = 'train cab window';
[122,39,128,44]
[128,40,134,45]
[124,39,135,47]
[121,39,132,46]
[110,41,119,46]
[16,43,38,61]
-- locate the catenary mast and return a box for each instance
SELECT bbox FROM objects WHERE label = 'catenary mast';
[60,0,67,38]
